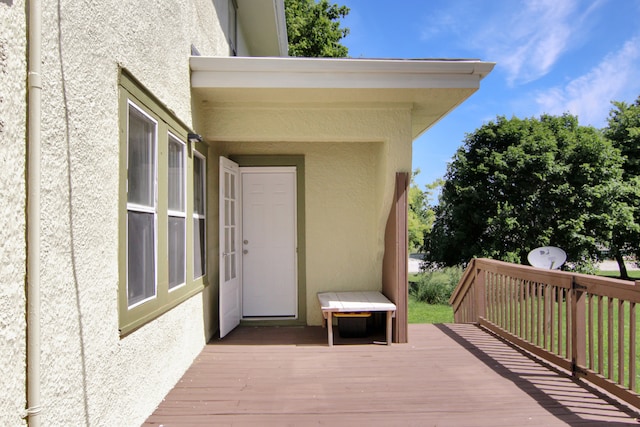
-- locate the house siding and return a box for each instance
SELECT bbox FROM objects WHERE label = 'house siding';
[0,1,28,426]
[1,0,234,425]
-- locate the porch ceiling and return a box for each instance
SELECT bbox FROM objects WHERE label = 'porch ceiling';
[190,56,495,139]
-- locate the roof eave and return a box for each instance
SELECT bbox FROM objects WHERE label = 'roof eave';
[190,56,496,139]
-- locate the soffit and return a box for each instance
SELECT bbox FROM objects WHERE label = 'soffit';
[190,56,495,138]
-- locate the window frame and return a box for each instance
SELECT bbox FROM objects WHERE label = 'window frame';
[168,132,187,291]
[118,69,207,336]
[126,101,159,308]
[192,151,207,279]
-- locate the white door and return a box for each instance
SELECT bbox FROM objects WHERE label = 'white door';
[241,167,297,317]
[219,157,241,338]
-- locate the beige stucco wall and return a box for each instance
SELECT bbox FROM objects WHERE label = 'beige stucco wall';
[0,0,232,425]
[203,106,413,326]
[0,1,27,426]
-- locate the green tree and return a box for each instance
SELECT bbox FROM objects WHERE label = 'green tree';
[425,114,633,271]
[603,96,640,278]
[408,170,436,253]
[285,0,350,57]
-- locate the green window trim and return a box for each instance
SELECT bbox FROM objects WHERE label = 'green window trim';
[118,68,207,336]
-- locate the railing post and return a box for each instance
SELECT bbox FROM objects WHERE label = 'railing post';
[475,265,486,323]
[571,277,586,375]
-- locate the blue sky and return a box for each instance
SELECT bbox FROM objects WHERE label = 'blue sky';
[339,0,640,194]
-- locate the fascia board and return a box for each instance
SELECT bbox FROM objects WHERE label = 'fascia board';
[190,57,495,90]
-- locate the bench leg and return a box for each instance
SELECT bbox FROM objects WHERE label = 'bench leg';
[327,312,334,346]
[386,311,393,345]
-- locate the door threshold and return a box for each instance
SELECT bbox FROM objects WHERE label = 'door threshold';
[240,318,304,327]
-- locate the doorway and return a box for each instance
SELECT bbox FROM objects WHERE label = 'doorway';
[219,156,306,338]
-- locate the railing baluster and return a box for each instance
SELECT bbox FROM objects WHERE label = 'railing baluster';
[550,286,556,354]
[543,283,549,350]
[608,297,614,381]
[499,274,505,329]
[527,281,532,343]
[587,294,595,370]
[487,271,492,322]
[568,289,573,360]
[537,282,543,347]
[630,301,636,391]
[509,276,514,333]
[618,299,625,386]
[598,295,604,376]
[519,279,525,340]
[556,288,564,356]
[511,278,519,334]
[502,274,507,329]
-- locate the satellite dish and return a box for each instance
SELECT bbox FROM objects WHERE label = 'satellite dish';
[527,246,567,270]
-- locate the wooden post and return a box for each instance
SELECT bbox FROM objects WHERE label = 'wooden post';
[475,265,486,323]
[382,172,409,343]
[571,278,586,375]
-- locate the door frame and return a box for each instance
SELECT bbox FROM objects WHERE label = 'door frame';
[229,155,307,326]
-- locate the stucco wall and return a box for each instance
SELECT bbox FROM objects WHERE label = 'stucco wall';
[0,1,27,425]
[1,0,230,425]
[209,106,413,326]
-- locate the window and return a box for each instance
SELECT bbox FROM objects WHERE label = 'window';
[126,103,158,307]
[168,134,186,289]
[193,153,206,279]
[118,69,207,335]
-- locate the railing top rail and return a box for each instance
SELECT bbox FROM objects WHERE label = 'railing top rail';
[449,258,477,306]
[450,258,640,310]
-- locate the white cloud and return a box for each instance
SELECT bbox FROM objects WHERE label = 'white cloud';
[534,36,640,127]
[487,0,580,85]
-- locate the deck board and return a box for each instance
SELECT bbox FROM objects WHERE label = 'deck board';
[144,324,640,426]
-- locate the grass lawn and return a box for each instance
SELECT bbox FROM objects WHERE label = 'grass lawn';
[597,270,640,280]
[408,296,453,324]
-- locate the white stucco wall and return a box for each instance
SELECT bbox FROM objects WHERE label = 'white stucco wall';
[1,0,231,425]
[209,106,413,326]
[0,1,27,426]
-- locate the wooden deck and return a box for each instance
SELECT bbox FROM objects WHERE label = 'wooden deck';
[144,324,640,426]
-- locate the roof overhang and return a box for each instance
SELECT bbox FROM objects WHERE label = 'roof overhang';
[190,56,495,139]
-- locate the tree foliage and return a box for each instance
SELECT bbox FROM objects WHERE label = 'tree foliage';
[424,114,635,271]
[408,171,436,253]
[285,0,350,57]
[603,96,640,277]
[605,96,640,178]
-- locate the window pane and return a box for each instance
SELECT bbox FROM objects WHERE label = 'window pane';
[127,211,156,306]
[128,105,156,206]
[194,217,206,278]
[168,135,185,212]
[168,216,186,289]
[194,156,204,215]
[193,153,206,279]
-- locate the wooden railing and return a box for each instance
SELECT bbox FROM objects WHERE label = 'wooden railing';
[450,258,640,409]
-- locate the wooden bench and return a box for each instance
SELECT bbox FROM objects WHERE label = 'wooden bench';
[317,291,396,346]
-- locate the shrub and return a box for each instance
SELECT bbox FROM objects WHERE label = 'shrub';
[410,266,464,305]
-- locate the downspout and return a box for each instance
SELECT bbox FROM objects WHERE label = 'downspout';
[26,0,42,425]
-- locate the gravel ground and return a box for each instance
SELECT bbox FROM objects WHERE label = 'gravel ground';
[597,259,638,271]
